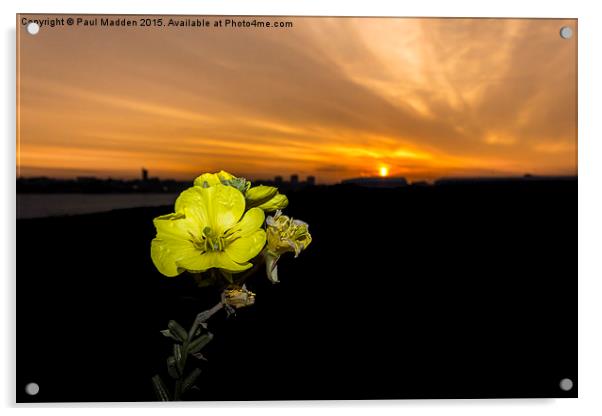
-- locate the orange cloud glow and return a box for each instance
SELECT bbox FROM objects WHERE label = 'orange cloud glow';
[17,16,577,183]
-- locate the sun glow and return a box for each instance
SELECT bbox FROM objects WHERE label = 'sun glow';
[379,166,389,177]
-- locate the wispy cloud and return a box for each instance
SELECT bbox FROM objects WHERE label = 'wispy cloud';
[17,16,577,182]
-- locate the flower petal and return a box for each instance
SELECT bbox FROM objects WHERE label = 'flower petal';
[175,185,244,234]
[151,212,202,277]
[227,207,265,239]
[193,171,235,187]
[151,238,199,277]
[153,212,199,240]
[174,187,211,229]
[208,184,245,234]
[217,170,235,181]
[225,229,267,263]
[179,251,252,273]
[193,173,221,188]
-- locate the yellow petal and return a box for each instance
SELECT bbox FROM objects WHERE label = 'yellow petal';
[225,229,267,263]
[174,187,211,229]
[175,185,244,233]
[151,212,202,277]
[151,238,199,277]
[179,251,252,273]
[226,207,265,239]
[216,170,235,181]
[193,171,235,187]
[208,184,245,234]
[193,173,222,188]
[153,212,199,240]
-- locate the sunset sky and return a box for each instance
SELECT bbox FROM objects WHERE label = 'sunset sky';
[17,16,577,184]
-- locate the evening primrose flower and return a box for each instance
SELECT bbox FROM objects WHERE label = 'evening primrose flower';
[151,184,267,277]
[245,185,289,212]
[264,210,312,283]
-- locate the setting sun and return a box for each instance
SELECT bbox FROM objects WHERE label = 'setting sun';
[379,166,389,177]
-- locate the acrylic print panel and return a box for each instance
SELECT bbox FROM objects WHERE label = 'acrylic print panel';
[16,15,577,402]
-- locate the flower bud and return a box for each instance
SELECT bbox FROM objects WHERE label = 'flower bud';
[222,287,256,309]
[246,186,288,212]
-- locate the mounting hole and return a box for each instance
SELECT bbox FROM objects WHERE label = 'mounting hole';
[26,22,40,35]
[25,382,39,396]
[559,26,573,40]
[559,378,573,391]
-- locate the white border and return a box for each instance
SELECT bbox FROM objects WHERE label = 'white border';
[3,1,602,415]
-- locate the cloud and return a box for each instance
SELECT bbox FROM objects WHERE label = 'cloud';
[17,16,577,182]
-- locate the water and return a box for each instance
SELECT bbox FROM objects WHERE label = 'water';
[17,193,178,219]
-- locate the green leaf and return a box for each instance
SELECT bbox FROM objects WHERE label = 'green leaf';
[167,320,188,342]
[182,368,202,392]
[167,356,180,379]
[173,343,182,363]
[151,374,171,401]
[194,322,208,337]
[188,333,214,354]
[160,329,181,342]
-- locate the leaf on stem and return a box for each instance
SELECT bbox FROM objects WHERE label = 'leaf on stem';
[151,374,171,401]
[188,333,214,354]
[160,329,181,342]
[173,343,182,363]
[182,368,202,392]
[167,320,188,342]
[167,355,180,379]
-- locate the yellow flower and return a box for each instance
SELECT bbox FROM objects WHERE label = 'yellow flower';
[264,210,312,283]
[222,286,256,309]
[151,184,266,277]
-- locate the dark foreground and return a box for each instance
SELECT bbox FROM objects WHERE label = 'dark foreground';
[17,180,577,402]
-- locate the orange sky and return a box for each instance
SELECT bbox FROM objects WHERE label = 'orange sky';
[17,16,577,184]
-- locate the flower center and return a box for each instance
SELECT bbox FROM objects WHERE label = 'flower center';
[202,226,226,252]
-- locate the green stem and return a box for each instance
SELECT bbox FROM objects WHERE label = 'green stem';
[234,254,266,287]
[174,301,224,401]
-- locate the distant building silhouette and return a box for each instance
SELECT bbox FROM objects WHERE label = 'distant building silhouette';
[254,174,318,190]
[342,177,408,188]
[17,174,189,194]
[410,180,430,187]
[434,175,577,186]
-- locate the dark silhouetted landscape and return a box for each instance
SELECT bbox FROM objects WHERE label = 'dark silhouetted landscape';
[17,178,577,401]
